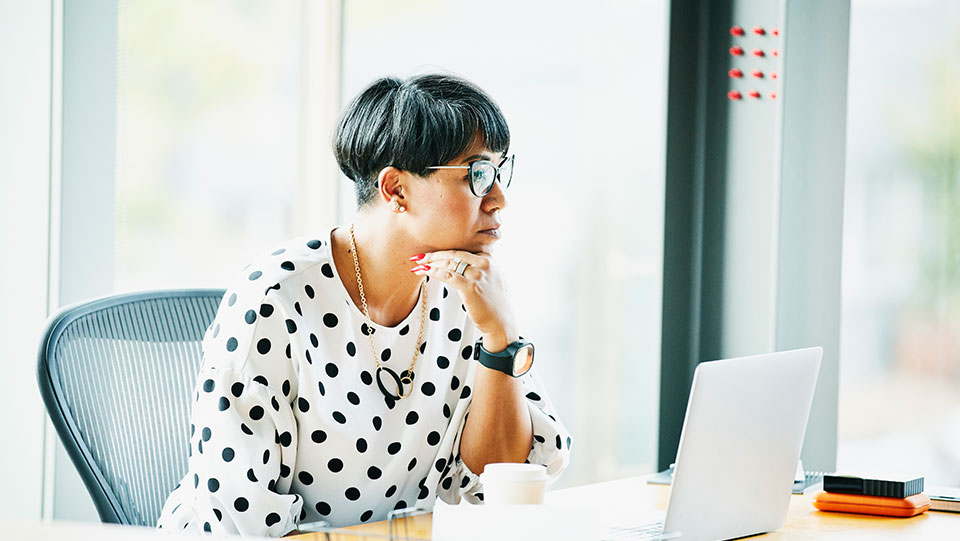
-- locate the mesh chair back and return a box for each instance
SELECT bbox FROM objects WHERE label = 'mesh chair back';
[37,290,224,526]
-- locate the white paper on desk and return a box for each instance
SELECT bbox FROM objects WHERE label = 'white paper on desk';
[431,500,602,541]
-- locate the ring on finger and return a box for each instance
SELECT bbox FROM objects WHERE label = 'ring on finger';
[454,260,470,276]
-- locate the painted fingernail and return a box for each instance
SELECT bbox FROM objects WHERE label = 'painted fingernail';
[410,254,425,261]
[410,265,430,272]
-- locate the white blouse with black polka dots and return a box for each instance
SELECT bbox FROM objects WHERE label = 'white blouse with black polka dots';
[156,230,571,536]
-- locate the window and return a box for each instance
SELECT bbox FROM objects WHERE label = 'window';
[839,0,960,484]
[115,0,306,291]
[342,0,669,485]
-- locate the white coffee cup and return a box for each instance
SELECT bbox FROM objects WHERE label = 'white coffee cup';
[479,463,550,505]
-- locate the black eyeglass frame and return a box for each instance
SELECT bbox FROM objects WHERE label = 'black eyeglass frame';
[426,154,515,197]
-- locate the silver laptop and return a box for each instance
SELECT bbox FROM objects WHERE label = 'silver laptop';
[607,347,822,541]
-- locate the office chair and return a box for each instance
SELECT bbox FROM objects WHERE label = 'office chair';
[37,289,224,527]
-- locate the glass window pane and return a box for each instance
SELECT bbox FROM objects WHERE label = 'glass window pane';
[342,0,668,485]
[840,0,960,484]
[115,0,302,291]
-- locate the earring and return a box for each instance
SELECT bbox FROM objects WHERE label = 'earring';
[391,201,405,213]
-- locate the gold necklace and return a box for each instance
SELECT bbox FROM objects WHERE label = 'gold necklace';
[349,223,427,401]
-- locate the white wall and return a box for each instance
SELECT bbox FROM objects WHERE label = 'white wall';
[0,0,55,520]
[0,0,118,522]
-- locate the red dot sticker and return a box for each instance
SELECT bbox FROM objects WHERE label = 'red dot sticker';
[752,70,764,78]
[728,90,743,100]
[769,92,777,99]
[748,89,761,99]
[772,49,779,57]
[752,26,765,35]
[771,71,778,80]
[730,26,745,36]
[772,28,780,36]
[752,48,765,57]
[730,46,744,56]
[728,68,743,78]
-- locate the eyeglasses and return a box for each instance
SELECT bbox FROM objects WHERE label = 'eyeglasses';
[426,154,515,197]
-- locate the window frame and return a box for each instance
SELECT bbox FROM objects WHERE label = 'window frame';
[658,0,851,473]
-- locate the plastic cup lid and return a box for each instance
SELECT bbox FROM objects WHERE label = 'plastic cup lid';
[480,463,548,482]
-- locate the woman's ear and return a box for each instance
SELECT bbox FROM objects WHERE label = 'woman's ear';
[376,166,407,212]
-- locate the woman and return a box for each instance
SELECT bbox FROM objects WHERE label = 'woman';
[157,73,571,536]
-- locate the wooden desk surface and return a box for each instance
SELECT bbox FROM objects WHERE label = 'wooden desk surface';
[293,476,960,540]
[4,476,954,541]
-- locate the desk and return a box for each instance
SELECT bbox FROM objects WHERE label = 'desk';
[293,476,960,540]
[3,477,955,540]
[2,517,255,540]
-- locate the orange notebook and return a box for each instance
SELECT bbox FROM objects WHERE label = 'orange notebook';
[814,491,930,517]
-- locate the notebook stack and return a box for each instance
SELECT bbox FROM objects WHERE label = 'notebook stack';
[813,474,930,517]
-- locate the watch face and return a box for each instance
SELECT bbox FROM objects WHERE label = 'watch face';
[513,343,535,376]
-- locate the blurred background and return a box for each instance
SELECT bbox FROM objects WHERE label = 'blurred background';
[1,0,959,525]
[110,0,668,490]
[838,0,960,483]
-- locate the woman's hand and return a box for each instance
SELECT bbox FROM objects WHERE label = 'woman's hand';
[410,249,532,472]
[409,250,518,350]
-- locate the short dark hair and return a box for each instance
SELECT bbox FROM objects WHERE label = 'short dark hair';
[333,73,510,208]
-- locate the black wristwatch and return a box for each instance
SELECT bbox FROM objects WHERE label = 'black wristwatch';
[473,338,535,377]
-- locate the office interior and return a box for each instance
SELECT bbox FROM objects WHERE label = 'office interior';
[1,0,959,532]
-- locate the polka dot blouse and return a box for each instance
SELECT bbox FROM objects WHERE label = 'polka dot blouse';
[156,230,571,536]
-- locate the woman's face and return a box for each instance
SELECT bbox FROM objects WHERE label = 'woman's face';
[405,142,508,253]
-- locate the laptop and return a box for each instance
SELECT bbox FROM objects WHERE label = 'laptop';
[607,346,823,541]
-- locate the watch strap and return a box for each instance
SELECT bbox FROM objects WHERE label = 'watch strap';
[473,338,533,377]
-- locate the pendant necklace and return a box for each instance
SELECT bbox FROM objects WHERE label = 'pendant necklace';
[349,223,427,401]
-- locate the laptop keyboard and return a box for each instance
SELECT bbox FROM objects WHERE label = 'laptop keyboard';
[602,521,665,540]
